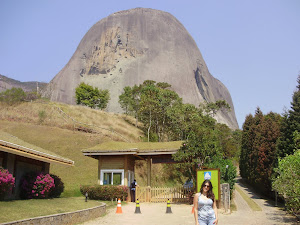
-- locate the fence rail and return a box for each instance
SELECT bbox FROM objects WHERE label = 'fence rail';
[136,186,193,203]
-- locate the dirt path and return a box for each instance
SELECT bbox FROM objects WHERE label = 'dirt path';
[231,178,298,224]
[82,180,298,225]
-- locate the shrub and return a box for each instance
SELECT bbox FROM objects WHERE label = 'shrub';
[272,150,300,214]
[49,174,64,198]
[0,167,15,200]
[20,172,55,199]
[24,91,40,102]
[0,87,26,105]
[206,157,236,198]
[80,185,128,200]
[75,82,110,110]
[38,110,47,124]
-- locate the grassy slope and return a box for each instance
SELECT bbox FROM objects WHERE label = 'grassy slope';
[0,101,143,196]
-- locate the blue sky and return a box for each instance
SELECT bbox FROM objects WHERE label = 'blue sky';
[0,0,299,128]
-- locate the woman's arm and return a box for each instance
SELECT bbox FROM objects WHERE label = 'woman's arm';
[193,193,199,225]
[213,200,218,224]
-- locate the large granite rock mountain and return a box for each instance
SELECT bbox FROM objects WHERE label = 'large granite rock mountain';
[44,8,238,129]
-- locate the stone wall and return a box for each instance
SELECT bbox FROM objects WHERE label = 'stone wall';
[2,203,106,225]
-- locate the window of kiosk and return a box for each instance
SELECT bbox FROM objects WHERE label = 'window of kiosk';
[113,173,122,185]
[100,169,124,185]
[103,173,112,185]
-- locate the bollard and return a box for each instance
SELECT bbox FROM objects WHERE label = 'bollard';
[166,199,172,213]
[85,192,88,202]
[135,199,141,214]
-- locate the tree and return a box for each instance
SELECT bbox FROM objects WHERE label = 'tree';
[201,100,231,117]
[277,75,300,158]
[215,123,240,158]
[239,108,281,194]
[75,82,110,110]
[119,80,182,141]
[173,111,221,182]
[118,86,133,115]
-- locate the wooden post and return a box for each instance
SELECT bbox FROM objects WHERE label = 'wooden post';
[147,156,151,187]
[124,155,128,187]
[98,156,102,185]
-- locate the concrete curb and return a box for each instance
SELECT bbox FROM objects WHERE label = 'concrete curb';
[1,203,106,225]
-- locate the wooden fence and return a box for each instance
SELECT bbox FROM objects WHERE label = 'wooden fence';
[136,186,193,203]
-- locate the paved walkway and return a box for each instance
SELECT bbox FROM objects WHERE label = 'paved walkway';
[82,179,298,225]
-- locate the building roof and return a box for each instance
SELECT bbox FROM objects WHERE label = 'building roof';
[82,141,183,156]
[0,131,74,166]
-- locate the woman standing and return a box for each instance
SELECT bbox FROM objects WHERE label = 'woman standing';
[194,180,218,225]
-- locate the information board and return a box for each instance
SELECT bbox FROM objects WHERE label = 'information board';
[196,168,220,200]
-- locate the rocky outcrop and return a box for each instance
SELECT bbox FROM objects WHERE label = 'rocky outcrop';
[0,74,47,93]
[43,8,238,129]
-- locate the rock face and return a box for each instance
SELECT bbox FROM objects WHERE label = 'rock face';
[43,8,238,129]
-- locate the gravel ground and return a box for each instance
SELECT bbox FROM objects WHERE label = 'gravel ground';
[82,179,298,225]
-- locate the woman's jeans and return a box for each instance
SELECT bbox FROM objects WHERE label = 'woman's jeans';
[198,218,215,225]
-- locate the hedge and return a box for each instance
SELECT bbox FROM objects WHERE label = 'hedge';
[80,185,128,200]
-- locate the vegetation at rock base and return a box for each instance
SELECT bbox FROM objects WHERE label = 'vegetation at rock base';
[75,82,110,110]
[119,80,235,143]
[119,80,239,194]
[0,87,41,105]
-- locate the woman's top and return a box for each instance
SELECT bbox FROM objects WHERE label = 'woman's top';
[197,193,216,220]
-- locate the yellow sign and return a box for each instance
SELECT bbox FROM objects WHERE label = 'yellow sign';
[196,169,220,200]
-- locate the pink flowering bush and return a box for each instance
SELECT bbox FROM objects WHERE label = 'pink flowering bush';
[0,167,15,200]
[20,172,55,199]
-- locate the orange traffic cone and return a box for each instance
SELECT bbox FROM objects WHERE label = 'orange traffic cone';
[191,206,195,214]
[116,198,122,214]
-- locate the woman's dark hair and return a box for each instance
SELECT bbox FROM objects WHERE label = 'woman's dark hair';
[200,180,215,201]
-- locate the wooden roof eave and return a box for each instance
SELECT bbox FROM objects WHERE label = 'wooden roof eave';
[82,151,138,156]
[0,142,74,166]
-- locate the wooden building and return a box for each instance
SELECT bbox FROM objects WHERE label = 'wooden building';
[0,131,74,199]
[82,141,183,187]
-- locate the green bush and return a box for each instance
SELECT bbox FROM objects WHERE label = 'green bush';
[272,150,300,214]
[49,174,64,198]
[75,82,110,110]
[38,110,47,124]
[80,185,128,200]
[206,157,236,198]
[0,88,26,105]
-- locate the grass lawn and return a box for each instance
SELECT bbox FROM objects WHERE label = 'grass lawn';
[0,197,117,223]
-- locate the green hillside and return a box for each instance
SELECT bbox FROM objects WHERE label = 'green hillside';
[0,101,143,196]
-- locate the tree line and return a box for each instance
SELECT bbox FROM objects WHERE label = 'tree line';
[239,75,300,214]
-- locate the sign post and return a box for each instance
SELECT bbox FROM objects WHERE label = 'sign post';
[196,168,220,201]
